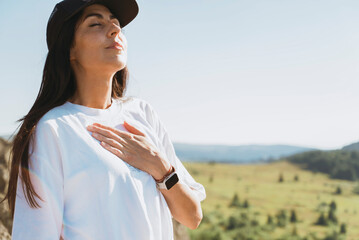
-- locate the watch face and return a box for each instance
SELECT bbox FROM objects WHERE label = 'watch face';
[165,173,179,189]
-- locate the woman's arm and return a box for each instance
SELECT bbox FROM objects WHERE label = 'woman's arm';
[158,174,203,229]
[150,158,203,229]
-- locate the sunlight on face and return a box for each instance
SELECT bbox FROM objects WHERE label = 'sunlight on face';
[70,4,127,74]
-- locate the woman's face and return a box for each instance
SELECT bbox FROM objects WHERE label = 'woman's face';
[70,4,127,73]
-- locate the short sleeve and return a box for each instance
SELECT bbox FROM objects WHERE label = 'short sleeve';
[12,119,64,240]
[144,100,206,202]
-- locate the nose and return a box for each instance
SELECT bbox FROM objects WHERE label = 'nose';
[108,22,122,38]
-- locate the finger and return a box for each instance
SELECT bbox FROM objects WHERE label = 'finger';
[92,132,124,150]
[90,123,133,140]
[100,141,126,160]
[124,121,145,137]
[88,124,128,146]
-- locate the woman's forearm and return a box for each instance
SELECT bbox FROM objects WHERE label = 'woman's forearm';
[159,182,203,229]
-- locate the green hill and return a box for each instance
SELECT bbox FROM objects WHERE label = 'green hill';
[342,142,359,152]
[174,143,315,163]
[184,161,359,240]
[286,150,359,181]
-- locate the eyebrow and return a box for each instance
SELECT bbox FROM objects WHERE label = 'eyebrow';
[82,12,119,23]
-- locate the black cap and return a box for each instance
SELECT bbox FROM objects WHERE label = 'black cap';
[46,0,139,50]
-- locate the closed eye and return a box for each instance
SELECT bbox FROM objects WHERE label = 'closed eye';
[89,22,120,28]
[90,23,101,27]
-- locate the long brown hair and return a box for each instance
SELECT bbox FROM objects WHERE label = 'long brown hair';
[0,5,129,219]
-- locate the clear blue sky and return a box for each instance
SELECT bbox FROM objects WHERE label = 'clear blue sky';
[1,0,358,150]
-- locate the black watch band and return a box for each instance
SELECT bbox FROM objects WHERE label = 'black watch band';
[156,171,179,190]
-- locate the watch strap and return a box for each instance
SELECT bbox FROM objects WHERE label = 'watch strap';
[156,167,179,190]
[154,165,174,183]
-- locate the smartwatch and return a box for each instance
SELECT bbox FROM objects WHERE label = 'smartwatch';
[156,166,179,190]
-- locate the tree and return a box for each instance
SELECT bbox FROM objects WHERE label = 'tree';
[328,209,338,224]
[209,173,214,183]
[276,209,287,227]
[340,223,347,234]
[227,216,237,230]
[278,173,284,183]
[329,200,337,211]
[335,186,342,195]
[267,214,274,225]
[229,193,241,208]
[315,212,328,226]
[243,199,249,208]
[290,209,298,223]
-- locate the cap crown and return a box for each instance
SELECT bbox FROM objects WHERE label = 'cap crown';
[46,0,139,50]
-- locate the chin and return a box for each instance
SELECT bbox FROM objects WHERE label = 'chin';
[115,64,126,72]
[112,56,127,69]
[115,61,127,71]
[104,59,126,72]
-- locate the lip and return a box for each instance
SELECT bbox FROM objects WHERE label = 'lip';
[106,42,124,50]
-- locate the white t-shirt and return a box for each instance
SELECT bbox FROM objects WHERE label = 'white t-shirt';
[12,96,206,240]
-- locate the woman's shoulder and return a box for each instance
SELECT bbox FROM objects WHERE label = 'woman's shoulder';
[120,96,156,115]
[120,96,160,127]
[36,103,72,129]
[120,96,152,109]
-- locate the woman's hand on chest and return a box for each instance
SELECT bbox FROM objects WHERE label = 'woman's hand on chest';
[86,121,171,179]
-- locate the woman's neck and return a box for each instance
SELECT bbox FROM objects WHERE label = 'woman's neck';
[69,70,115,109]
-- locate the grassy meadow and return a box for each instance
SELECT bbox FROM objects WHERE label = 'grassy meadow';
[183,160,359,240]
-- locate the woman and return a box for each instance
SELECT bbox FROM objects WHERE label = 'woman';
[1,0,206,239]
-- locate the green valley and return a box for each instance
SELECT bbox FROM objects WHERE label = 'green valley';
[184,161,359,240]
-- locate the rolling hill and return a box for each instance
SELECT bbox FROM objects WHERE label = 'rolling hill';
[173,143,316,163]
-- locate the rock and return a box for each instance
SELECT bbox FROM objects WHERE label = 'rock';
[0,194,12,236]
[173,219,190,240]
[0,222,11,240]
[0,137,11,194]
[0,138,11,167]
[0,137,13,236]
